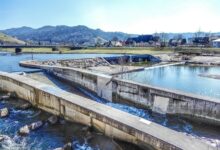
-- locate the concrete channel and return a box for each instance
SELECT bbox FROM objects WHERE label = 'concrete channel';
[19,57,220,126]
[0,71,215,150]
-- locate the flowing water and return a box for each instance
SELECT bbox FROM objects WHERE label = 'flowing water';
[75,81,220,148]
[0,52,145,150]
[27,71,220,148]
[0,52,220,149]
[0,94,144,150]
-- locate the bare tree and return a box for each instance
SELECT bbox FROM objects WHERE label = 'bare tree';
[174,34,183,40]
[112,36,119,42]
[159,32,168,48]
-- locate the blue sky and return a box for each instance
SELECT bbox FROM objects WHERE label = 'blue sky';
[1,0,220,34]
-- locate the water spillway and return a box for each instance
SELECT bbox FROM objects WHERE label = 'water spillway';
[0,53,140,150]
[0,71,215,150]
[1,53,220,149]
[0,92,138,150]
[20,60,220,126]
[26,71,220,148]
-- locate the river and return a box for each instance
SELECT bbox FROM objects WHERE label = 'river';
[119,64,220,99]
[0,52,220,149]
[0,53,145,150]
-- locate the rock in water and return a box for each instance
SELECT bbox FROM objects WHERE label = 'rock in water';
[63,142,72,150]
[53,142,72,150]
[53,148,62,150]
[29,121,44,130]
[0,135,4,142]
[0,108,9,118]
[47,116,58,125]
[18,125,30,136]
[18,121,43,136]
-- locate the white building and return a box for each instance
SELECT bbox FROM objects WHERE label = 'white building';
[212,39,220,48]
[110,41,123,47]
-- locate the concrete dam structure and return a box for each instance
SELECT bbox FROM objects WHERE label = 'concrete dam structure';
[0,71,215,150]
[19,55,220,126]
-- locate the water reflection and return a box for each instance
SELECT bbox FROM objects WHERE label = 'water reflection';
[119,64,220,99]
[0,53,121,72]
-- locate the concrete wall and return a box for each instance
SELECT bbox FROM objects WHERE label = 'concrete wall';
[112,78,220,126]
[44,66,113,101]
[50,66,220,126]
[19,62,220,126]
[0,71,215,150]
[104,54,161,64]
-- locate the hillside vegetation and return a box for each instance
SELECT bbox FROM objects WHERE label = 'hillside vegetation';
[0,32,25,45]
[1,25,134,46]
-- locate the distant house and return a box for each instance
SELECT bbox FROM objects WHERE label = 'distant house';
[111,41,123,47]
[126,35,153,43]
[169,39,187,47]
[212,39,220,48]
[192,37,209,46]
[103,41,123,47]
[125,35,157,46]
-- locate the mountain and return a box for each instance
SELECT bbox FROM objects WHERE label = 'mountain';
[1,25,135,46]
[0,32,26,45]
[3,25,219,46]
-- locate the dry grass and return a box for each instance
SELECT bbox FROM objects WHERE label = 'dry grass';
[0,33,25,45]
[2,46,220,55]
[0,47,173,55]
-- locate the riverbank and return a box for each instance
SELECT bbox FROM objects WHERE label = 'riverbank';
[158,53,220,65]
[0,47,173,55]
[1,47,220,55]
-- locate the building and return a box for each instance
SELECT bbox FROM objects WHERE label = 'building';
[168,39,187,47]
[103,41,123,47]
[212,39,220,48]
[193,37,209,46]
[125,35,159,46]
[126,35,154,43]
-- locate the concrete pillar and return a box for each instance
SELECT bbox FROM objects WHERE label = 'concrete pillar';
[97,74,112,101]
[152,95,170,114]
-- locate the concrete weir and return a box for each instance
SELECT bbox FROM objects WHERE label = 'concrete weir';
[20,59,220,126]
[0,71,215,150]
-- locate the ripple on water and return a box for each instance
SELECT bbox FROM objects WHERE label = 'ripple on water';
[0,135,27,150]
[76,85,220,148]
[1,97,147,150]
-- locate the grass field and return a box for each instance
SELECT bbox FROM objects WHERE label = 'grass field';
[0,47,174,55]
[1,47,220,55]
